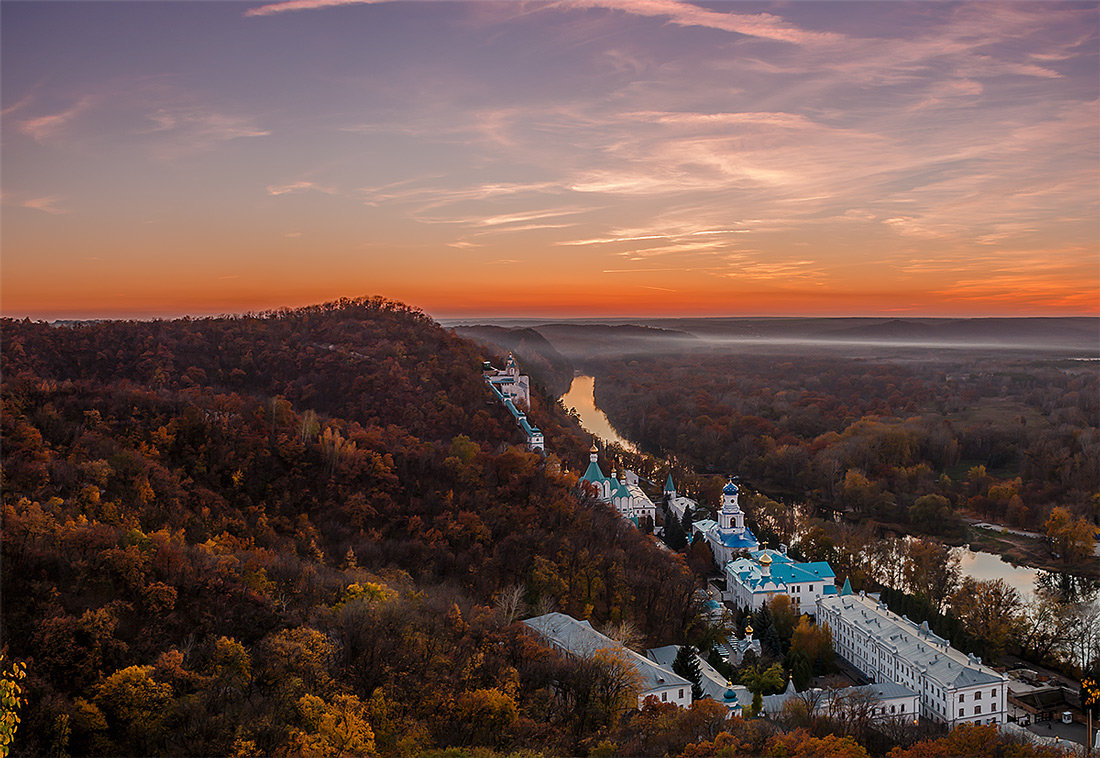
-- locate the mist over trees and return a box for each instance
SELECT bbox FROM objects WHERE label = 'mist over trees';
[587,352,1099,537]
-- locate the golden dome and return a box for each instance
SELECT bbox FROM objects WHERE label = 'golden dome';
[744,625,754,636]
[590,442,598,453]
[759,552,773,565]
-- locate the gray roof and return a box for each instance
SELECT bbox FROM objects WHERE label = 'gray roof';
[818,594,1006,689]
[647,645,751,707]
[764,681,918,715]
[524,613,691,693]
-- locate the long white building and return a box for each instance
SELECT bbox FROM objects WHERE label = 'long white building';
[523,612,692,709]
[817,589,1009,726]
[483,354,543,452]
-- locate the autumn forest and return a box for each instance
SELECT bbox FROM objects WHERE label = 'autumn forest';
[2,300,1096,757]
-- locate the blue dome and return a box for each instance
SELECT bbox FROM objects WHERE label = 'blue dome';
[723,481,739,495]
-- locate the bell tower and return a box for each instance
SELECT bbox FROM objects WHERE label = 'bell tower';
[719,476,744,532]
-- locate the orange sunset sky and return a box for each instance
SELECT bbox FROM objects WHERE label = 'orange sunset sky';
[2,0,1098,320]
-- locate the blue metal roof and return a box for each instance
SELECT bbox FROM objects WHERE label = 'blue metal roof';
[664,474,676,492]
[723,479,739,495]
[714,528,759,549]
[769,561,835,585]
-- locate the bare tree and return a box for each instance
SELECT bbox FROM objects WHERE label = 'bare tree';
[494,584,527,625]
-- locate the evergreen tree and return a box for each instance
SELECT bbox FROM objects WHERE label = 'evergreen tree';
[787,649,812,691]
[706,648,734,681]
[681,504,693,533]
[672,646,704,701]
[763,624,783,658]
[664,512,687,550]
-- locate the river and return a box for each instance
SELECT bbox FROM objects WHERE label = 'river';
[560,375,638,452]
[561,374,1094,601]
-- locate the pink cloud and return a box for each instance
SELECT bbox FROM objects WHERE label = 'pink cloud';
[245,0,386,17]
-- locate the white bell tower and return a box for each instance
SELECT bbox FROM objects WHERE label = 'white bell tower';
[719,476,744,532]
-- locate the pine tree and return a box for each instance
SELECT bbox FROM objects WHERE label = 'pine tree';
[672,646,704,700]
[664,512,687,550]
[787,648,812,691]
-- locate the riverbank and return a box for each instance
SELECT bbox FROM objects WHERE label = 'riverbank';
[962,520,1100,581]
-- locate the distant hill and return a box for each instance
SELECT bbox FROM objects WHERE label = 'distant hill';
[452,325,575,397]
[815,317,1099,347]
[451,317,1099,358]
[530,323,697,362]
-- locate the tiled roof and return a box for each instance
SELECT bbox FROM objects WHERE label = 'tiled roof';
[818,594,1005,689]
[525,613,690,693]
[763,681,918,714]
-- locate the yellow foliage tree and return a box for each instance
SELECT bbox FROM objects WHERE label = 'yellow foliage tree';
[0,655,26,758]
[292,693,376,757]
[1044,507,1095,565]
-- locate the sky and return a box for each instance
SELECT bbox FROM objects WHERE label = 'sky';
[2,0,1098,319]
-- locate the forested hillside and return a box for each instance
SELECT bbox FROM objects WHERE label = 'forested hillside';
[1,298,701,756]
[591,352,1099,541]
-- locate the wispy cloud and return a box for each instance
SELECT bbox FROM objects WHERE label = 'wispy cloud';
[1,192,69,214]
[267,181,336,196]
[245,0,387,17]
[22,196,68,214]
[554,0,841,45]
[19,97,95,143]
[143,107,269,157]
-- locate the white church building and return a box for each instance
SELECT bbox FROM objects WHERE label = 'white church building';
[483,354,543,452]
[484,353,530,407]
[580,444,656,526]
[725,549,836,613]
[663,475,699,523]
[691,477,760,565]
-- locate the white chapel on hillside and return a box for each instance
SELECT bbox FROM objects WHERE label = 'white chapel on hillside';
[580,444,656,526]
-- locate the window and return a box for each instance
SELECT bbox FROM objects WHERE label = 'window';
[890,705,895,713]
[959,708,964,717]
[662,692,667,701]
[959,694,965,702]
[901,704,905,712]
[974,691,981,700]
[991,689,997,699]
[975,705,981,714]
[679,689,684,699]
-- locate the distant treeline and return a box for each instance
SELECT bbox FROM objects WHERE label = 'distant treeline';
[590,353,1099,536]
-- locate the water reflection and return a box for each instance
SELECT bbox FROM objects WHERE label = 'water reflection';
[560,375,638,452]
[954,545,1099,604]
[1036,570,1100,605]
